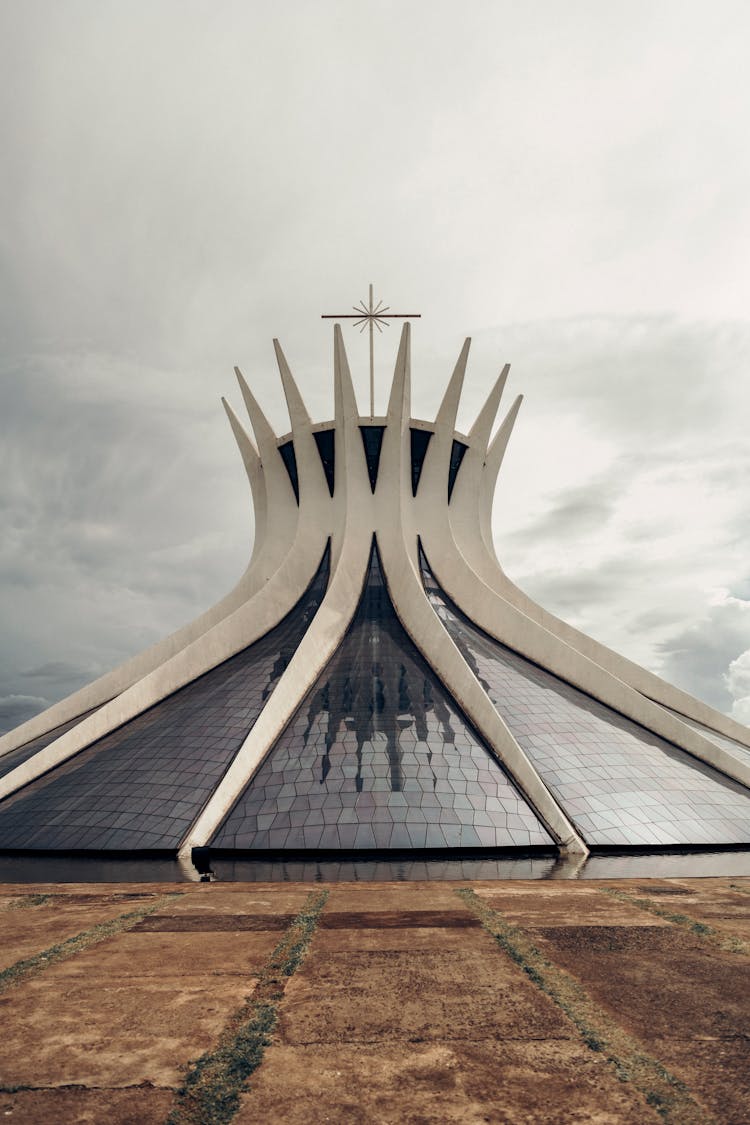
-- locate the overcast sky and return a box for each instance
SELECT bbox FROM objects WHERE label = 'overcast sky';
[1,0,750,735]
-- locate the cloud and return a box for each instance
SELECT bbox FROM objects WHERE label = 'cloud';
[725,649,750,725]
[0,347,252,733]
[655,593,750,712]
[21,661,94,683]
[1,3,750,739]
[0,695,49,730]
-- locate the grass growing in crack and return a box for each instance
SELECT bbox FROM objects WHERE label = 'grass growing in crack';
[456,887,715,1125]
[5,893,53,911]
[165,888,329,1125]
[601,888,750,956]
[0,893,183,995]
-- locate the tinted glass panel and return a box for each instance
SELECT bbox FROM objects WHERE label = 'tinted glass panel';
[359,425,385,492]
[278,441,299,504]
[0,711,97,782]
[313,429,335,497]
[0,549,330,852]
[212,541,553,851]
[448,440,468,502]
[410,428,432,497]
[662,709,750,768]
[421,553,750,847]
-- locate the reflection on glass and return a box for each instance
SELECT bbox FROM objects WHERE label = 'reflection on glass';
[420,551,750,847]
[0,549,330,852]
[213,541,552,851]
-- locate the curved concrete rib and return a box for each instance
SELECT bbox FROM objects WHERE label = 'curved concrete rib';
[435,363,750,751]
[449,367,509,546]
[234,366,299,526]
[0,357,338,799]
[219,395,300,586]
[380,538,587,854]
[418,338,470,505]
[374,324,586,855]
[436,338,471,434]
[0,349,340,795]
[273,339,331,504]
[487,566,750,748]
[182,326,375,852]
[469,364,511,450]
[221,398,268,564]
[460,429,750,748]
[478,394,523,559]
[5,322,749,861]
[0,373,300,759]
[182,532,371,852]
[0,528,330,802]
[421,535,750,791]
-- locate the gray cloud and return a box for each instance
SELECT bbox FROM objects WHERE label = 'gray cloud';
[22,661,94,683]
[1,2,750,735]
[656,598,750,712]
[0,696,50,731]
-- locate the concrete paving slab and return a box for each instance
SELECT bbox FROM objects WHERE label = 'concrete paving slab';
[278,948,575,1046]
[0,900,158,971]
[534,924,749,1040]
[319,908,480,928]
[476,891,671,928]
[0,877,746,1123]
[635,882,750,939]
[313,925,493,953]
[0,1087,174,1125]
[323,881,467,912]
[236,1040,660,1124]
[36,929,279,979]
[162,888,314,914]
[650,1035,750,1125]
[0,975,252,1087]
[533,922,750,1116]
[134,911,296,931]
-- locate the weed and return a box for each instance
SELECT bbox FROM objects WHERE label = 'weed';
[6,894,53,911]
[0,893,183,995]
[601,888,750,956]
[166,889,328,1125]
[456,887,715,1125]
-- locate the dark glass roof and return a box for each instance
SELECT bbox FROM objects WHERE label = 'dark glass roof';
[0,548,330,852]
[211,540,553,852]
[0,711,97,783]
[420,552,750,847]
[359,425,385,493]
[277,440,299,503]
[409,427,432,496]
[313,429,335,497]
[663,708,750,769]
[447,439,468,502]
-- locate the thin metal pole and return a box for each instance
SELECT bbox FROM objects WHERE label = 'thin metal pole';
[369,282,375,418]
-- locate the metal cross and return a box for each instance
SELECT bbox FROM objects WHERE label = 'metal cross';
[322,284,421,417]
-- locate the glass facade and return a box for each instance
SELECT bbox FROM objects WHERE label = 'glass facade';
[662,708,750,769]
[359,426,385,492]
[420,554,750,847]
[0,549,330,852]
[0,711,96,783]
[212,542,553,851]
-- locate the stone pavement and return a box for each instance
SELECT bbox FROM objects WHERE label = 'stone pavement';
[0,877,748,1123]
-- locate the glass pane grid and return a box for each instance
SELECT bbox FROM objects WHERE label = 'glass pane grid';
[213,544,552,851]
[0,552,330,852]
[420,558,750,847]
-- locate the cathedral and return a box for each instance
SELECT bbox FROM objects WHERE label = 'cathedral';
[1,320,749,869]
